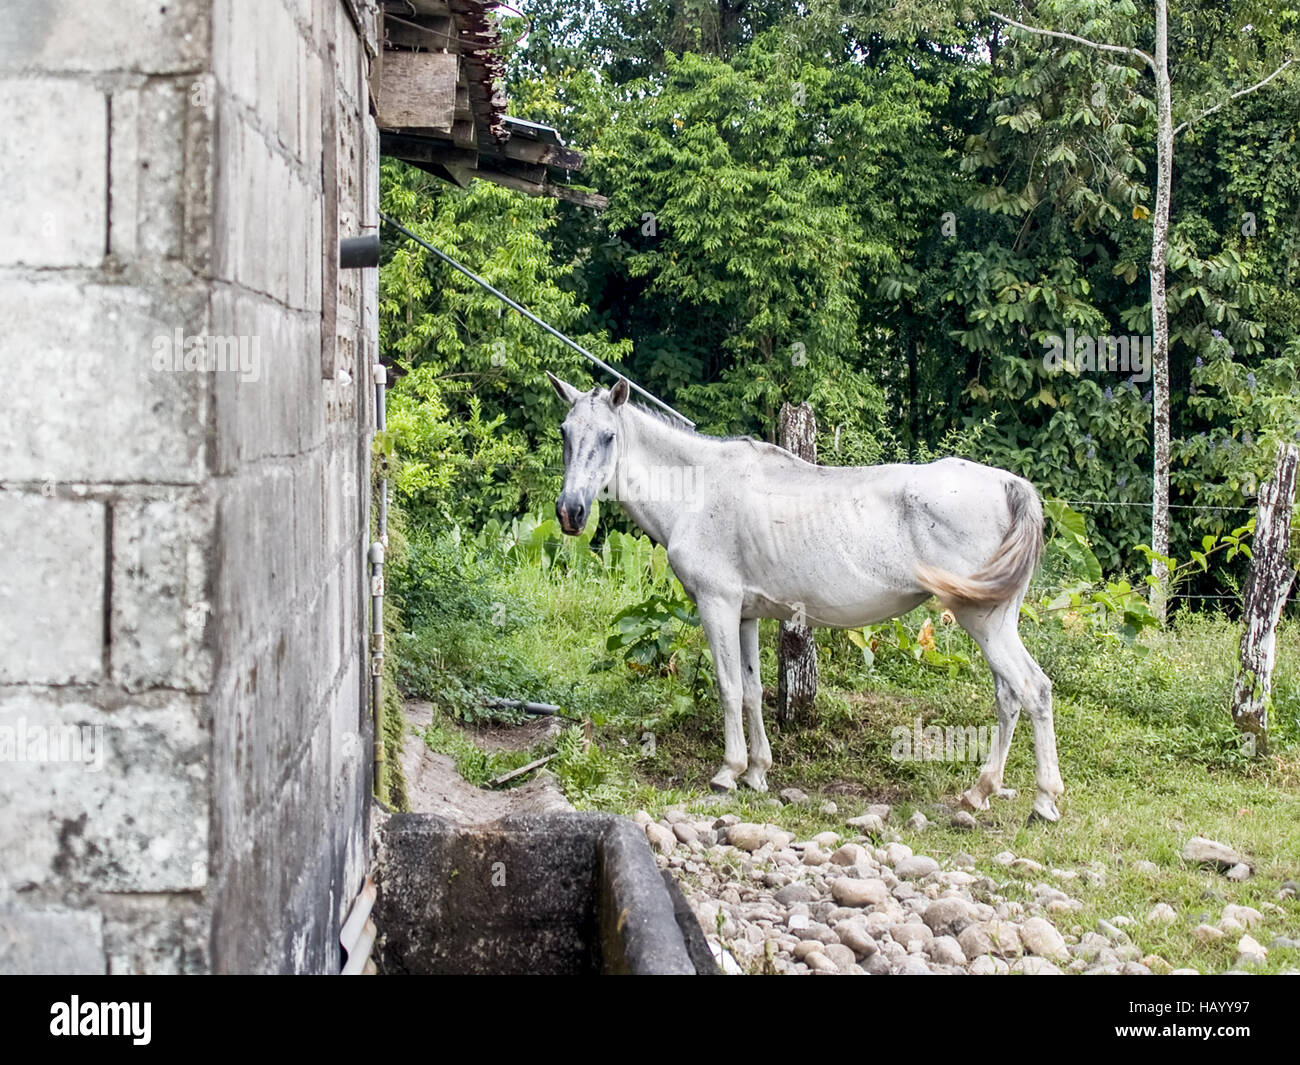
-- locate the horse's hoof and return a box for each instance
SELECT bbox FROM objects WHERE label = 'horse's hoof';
[1027,800,1060,825]
[740,770,768,792]
[710,770,737,793]
[960,789,990,812]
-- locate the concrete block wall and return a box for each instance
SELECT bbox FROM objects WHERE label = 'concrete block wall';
[0,0,378,973]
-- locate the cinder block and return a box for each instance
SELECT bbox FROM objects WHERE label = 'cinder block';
[109,78,188,263]
[0,690,209,894]
[100,894,209,974]
[0,0,210,76]
[111,492,215,693]
[0,494,103,685]
[0,78,106,267]
[0,279,208,483]
[0,906,105,975]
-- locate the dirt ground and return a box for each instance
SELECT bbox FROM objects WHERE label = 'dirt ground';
[398,700,572,824]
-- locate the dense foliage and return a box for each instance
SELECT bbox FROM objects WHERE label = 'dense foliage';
[379,0,1300,606]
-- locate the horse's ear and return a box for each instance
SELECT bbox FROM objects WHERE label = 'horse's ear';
[546,371,581,406]
[609,377,630,408]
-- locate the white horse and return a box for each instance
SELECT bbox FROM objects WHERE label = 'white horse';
[547,373,1065,821]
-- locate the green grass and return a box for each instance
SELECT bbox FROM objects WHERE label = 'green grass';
[397,547,1300,974]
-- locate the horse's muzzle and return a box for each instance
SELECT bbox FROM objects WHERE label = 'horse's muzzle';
[556,495,587,536]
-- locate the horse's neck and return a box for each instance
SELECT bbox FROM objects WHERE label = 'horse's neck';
[614,409,703,545]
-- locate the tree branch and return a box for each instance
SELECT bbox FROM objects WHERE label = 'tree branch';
[1173,57,1297,137]
[990,12,1155,71]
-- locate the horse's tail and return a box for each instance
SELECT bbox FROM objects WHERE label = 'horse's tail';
[915,478,1043,608]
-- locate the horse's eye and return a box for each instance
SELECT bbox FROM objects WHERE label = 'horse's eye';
[602,432,615,445]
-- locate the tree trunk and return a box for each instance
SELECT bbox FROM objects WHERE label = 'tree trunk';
[1149,0,1174,623]
[777,402,819,727]
[1230,444,1300,755]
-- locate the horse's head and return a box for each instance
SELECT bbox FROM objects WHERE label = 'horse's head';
[546,371,629,535]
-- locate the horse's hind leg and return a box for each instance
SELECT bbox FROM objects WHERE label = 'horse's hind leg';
[697,595,748,792]
[739,618,771,791]
[957,605,1064,820]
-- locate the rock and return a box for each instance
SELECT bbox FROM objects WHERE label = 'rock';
[831,877,890,908]
[803,845,831,867]
[863,953,892,975]
[633,810,653,827]
[1096,919,1130,943]
[779,787,810,805]
[1011,956,1063,975]
[846,813,885,833]
[1142,955,1173,975]
[1020,917,1070,963]
[893,955,933,975]
[985,921,1023,959]
[906,810,930,832]
[1192,924,1224,944]
[1146,903,1177,924]
[830,843,868,867]
[1237,934,1267,966]
[1219,915,1245,936]
[1132,860,1159,875]
[792,939,823,960]
[823,943,858,971]
[952,852,976,869]
[1226,863,1252,881]
[895,855,940,880]
[993,851,1016,866]
[1170,968,1200,975]
[837,924,879,958]
[968,954,1009,975]
[819,800,838,816]
[713,814,739,828]
[766,826,795,849]
[774,883,817,907]
[1011,857,1046,875]
[1181,836,1244,871]
[929,935,966,966]
[645,823,676,854]
[867,804,891,821]
[923,897,973,937]
[805,950,838,973]
[893,922,933,952]
[951,810,978,831]
[884,841,914,866]
[1222,904,1263,929]
[1271,936,1300,951]
[958,923,993,959]
[725,823,767,851]
[672,822,699,845]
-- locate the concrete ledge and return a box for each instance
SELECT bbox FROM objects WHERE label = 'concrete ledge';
[374,812,715,975]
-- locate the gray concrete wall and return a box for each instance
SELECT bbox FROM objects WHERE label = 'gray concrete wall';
[0,0,378,974]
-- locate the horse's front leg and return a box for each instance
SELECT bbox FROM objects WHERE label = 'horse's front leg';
[696,595,747,792]
[739,618,771,791]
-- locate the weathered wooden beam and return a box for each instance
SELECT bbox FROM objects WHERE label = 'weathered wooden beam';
[544,183,609,210]
[378,50,458,131]
[406,158,476,189]
[383,15,455,52]
[451,116,476,148]
[384,0,451,16]
[1231,443,1299,754]
[484,138,586,170]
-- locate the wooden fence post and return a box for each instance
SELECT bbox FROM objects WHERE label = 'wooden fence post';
[1231,443,1299,755]
[777,402,819,727]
